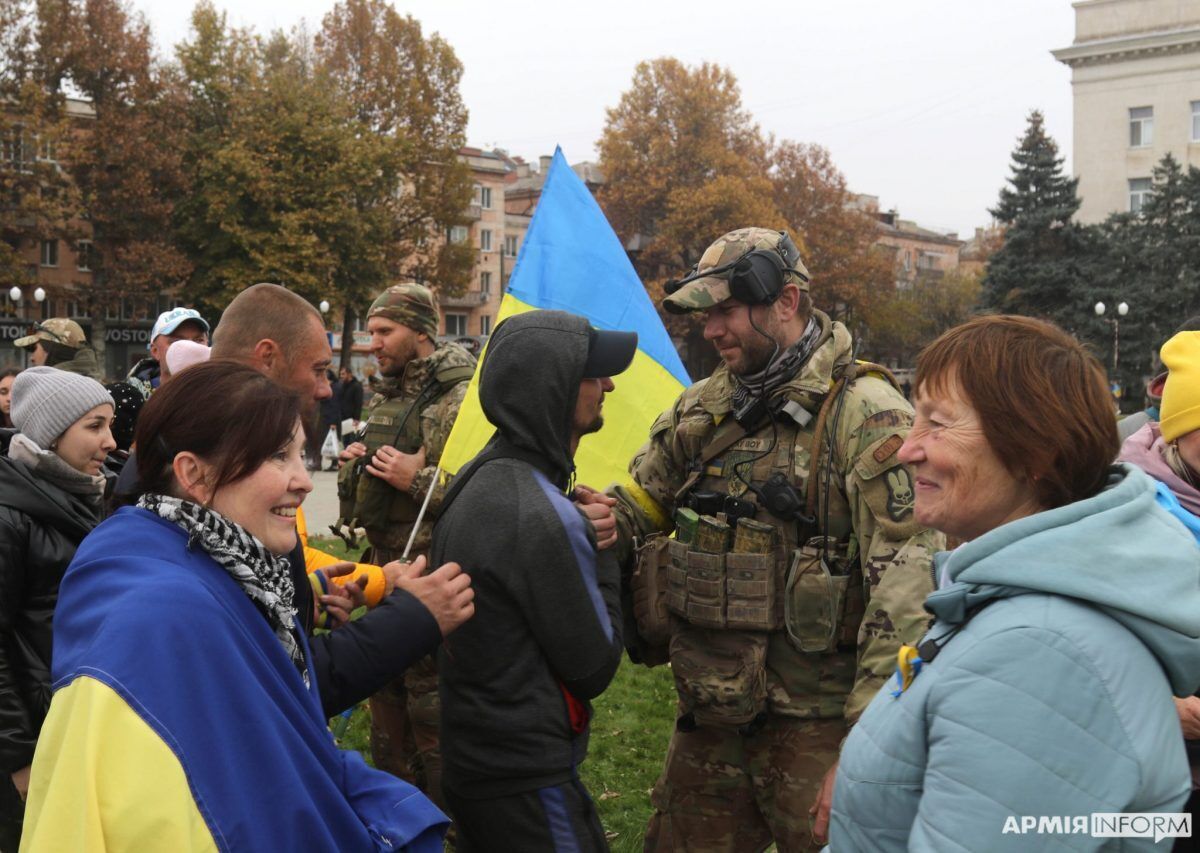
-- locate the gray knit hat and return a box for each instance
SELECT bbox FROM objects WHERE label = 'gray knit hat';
[11,367,115,450]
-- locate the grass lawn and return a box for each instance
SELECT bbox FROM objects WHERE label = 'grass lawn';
[311,538,678,847]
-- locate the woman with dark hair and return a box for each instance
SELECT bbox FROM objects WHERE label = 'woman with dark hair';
[0,367,114,851]
[21,360,447,852]
[0,369,18,430]
[830,316,1200,851]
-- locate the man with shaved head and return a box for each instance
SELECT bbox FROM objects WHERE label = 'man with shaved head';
[112,283,470,717]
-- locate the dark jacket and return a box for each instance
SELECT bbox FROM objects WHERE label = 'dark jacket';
[0,434,102,773]
[112,448,443,718]
[432,311,623,798]
[339,377,364,425]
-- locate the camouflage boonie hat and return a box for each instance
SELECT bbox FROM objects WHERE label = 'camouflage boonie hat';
[662,227,811,314]
[368,283,439,339]
[14,318,87,350]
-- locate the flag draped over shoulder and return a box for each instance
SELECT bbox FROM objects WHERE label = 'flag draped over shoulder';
[438,147,690,490]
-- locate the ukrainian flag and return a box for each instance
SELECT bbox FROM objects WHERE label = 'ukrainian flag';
[439,148,690,490]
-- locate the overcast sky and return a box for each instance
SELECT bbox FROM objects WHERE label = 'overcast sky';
[135,0,1078,239]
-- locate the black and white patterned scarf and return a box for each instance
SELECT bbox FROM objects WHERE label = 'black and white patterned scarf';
[137,493,309,687]
[731,317,823,415]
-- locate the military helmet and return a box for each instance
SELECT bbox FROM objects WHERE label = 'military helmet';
[662,227,811,315]
[368,283,440,339]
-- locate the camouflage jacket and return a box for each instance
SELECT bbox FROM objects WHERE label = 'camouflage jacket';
[360,341,475,557]
[610,311,941,723]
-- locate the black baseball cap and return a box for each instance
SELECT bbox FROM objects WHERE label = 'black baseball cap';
[582,327,637,378]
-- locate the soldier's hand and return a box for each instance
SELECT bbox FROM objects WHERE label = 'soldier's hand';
[809,758,838,845]
[380,556,426,596]
[338,441,367,468]
[366,444,426,491]
[574,485,618,550]
[11,765,29,801]
[397,560,474,637]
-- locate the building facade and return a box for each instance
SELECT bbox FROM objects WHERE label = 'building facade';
[1054,0,1200,222]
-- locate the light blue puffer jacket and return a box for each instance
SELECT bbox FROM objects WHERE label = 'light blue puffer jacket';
[831,464,1200,852]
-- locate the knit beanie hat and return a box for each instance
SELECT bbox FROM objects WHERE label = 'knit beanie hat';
[11,366,115,450]
[1159,331,1200,442]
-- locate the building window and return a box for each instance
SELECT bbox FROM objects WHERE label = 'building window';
[40,239,58,267]
[504,235,519,257]
[76,240,92,271]
[445,313,468,336]
[450,225,469,243]
[1192,101,1200,142]
[480,229,492,252]
[480,271,491,293]
[1130,107,1153,147]
[474,185,492,209]
[36,135,56,162]
[481,314,493,336]
[1129,177,1152,213]
[65,299,81,318]
[105,300,120,321]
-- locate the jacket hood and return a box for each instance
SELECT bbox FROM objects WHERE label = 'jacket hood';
[479,310,589,487]
[0,436,97,542]
[926,463,1200,694]
[56,347,105,382]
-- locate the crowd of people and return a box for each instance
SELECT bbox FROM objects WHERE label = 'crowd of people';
[0,226,1197,852]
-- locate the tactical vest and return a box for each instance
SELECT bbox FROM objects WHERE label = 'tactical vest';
[634,362,902,730]
[336,361,473,552]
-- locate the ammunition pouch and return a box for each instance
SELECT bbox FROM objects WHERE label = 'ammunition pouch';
[671,626,768,728]
[783,539,861,654]
[630,535,673,666]
[664,517,782,632]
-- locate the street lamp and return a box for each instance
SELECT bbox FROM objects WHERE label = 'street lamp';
[1094,300,1129,373]
[319,300,330,314]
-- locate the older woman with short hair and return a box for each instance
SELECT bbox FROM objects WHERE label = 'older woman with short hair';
[830,315,1200,851]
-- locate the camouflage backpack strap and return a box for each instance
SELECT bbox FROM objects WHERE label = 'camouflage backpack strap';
[803,359,905,647]
[802,360,902,519]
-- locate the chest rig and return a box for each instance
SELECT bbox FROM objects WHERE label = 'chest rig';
[633,361,900,730]
[335,363,473,551]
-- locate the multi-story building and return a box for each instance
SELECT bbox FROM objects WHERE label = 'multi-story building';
[431,149,604,342]
[1054,0,1200,222]
[850,196,964,287]
[1,97,190,375]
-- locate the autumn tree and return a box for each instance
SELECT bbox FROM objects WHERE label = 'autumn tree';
[37,0,190,363]
[314,0,473,364]
[769,140,893,330]
[598,58,787,374]
[864,268,982,365]
[0,0,80,294]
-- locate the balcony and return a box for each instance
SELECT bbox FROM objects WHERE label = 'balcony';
[464,203,482,221]
[440,290,492,308]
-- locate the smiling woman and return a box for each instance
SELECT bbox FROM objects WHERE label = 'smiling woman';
[20,360,447,852]
[831,316,1200,852]
[0,367,114,848]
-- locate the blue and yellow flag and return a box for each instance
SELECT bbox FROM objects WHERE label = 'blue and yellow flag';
[439,148,690,490]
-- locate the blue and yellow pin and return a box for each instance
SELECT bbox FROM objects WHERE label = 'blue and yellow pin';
[890,645,924,698]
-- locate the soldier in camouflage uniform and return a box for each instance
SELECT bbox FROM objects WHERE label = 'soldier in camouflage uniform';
[606,228,942,851]
[337,283,476,813]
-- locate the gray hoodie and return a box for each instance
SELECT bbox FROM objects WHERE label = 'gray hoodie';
[433,310,623,798]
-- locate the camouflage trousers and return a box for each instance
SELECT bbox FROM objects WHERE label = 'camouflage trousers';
[368,654,444,812]
[365,545,445,813]
[644,714,844,853]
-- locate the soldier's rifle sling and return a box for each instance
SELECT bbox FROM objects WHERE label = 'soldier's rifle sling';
[401,463,441,562]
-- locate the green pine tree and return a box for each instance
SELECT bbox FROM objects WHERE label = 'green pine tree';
[983,110,1090,329]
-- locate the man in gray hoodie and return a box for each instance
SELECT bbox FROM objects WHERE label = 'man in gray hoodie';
[432,310,636,851]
